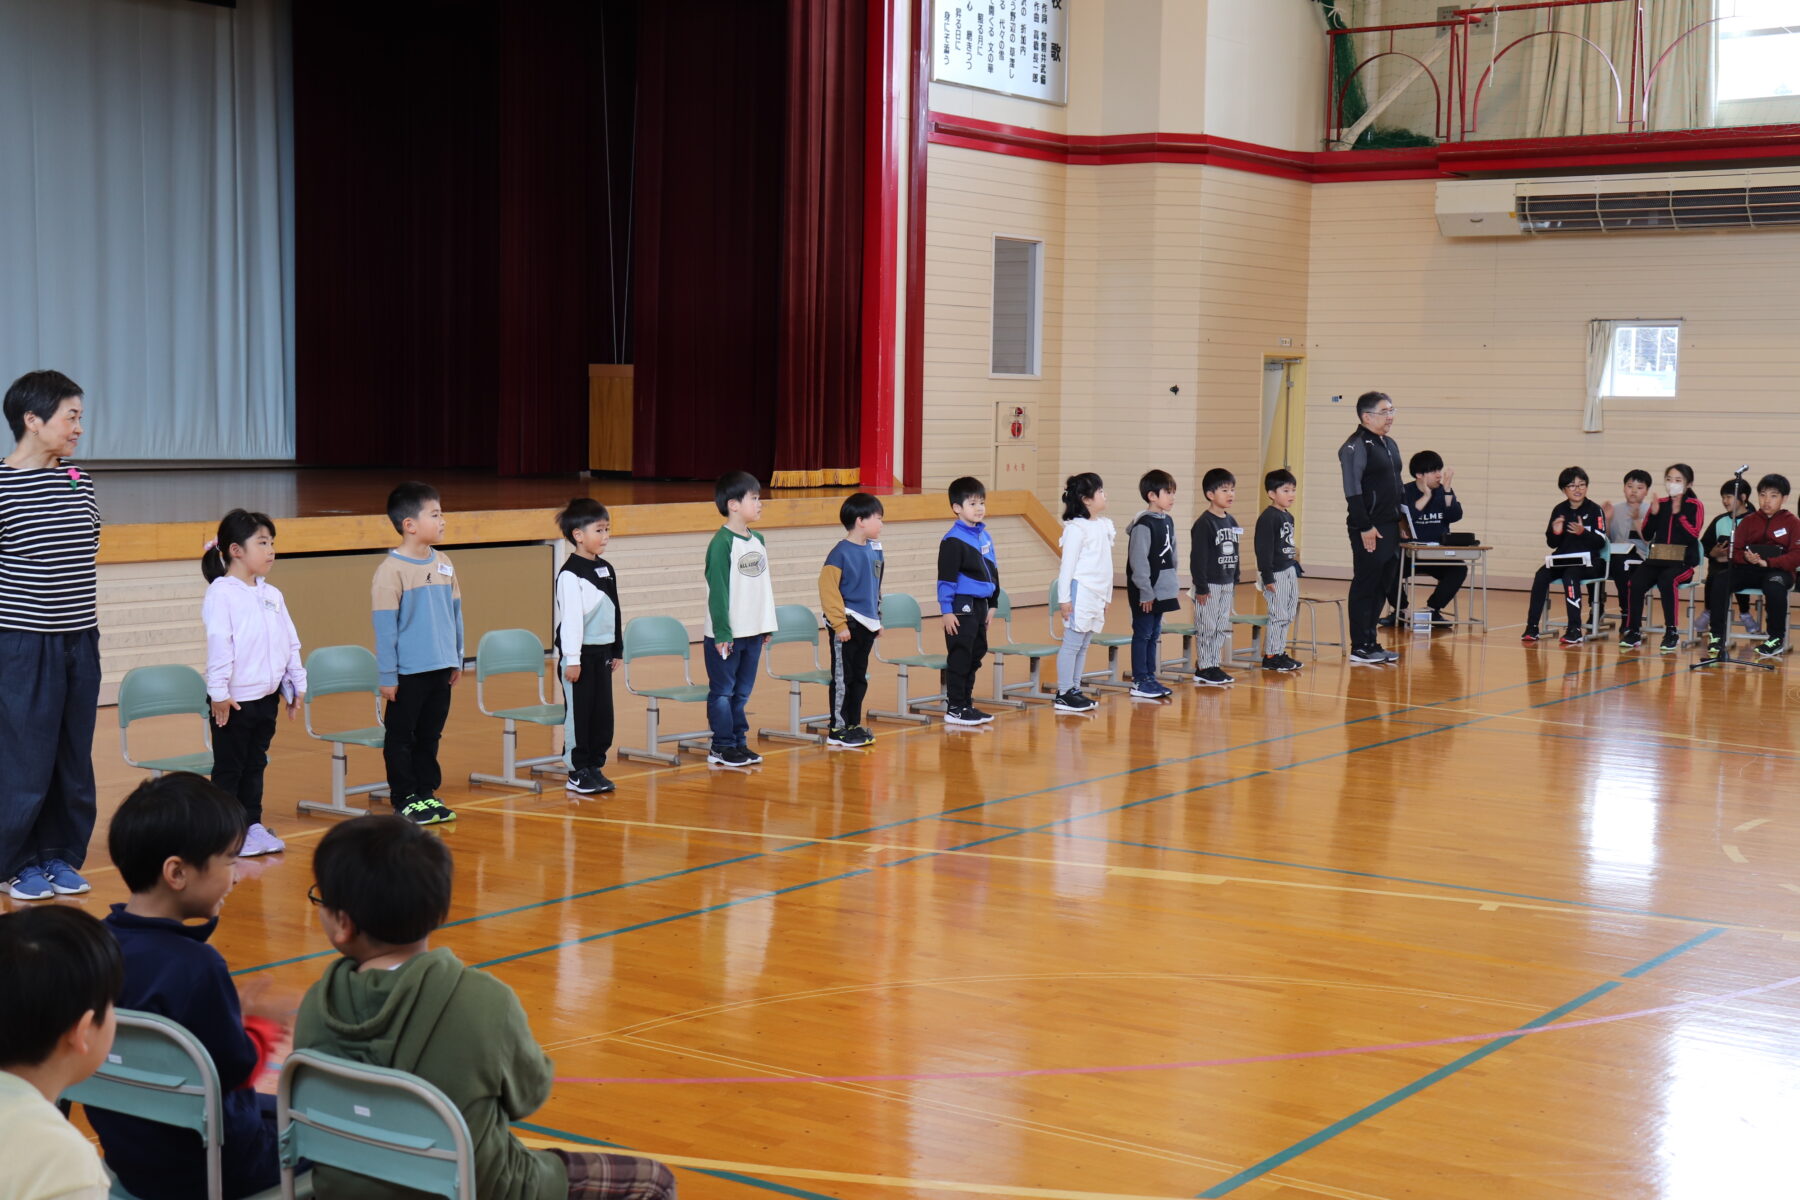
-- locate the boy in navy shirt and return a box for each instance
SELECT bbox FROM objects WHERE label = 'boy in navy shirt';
[819,493,885,746]
[1399,450,1465,624]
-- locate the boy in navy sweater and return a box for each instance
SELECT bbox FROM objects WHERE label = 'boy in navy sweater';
[91,774,290,1200]
[819,493,885,747]
[937,476,998,726]
[1126,469,1180,699]
[1399,450,1465,624]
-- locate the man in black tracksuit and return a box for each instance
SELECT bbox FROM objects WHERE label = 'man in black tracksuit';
[1339,391,1404,662]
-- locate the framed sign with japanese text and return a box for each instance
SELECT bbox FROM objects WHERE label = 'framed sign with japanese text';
[930,0,1068,106]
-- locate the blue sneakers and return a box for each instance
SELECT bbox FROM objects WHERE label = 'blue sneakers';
[43,859,92,895]
[7,864,54,900]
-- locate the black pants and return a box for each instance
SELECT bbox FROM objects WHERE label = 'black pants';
[0,628,100,880]
[1526,565,1588,633]
[828,621,876,730]
[941,596,990,708]
[1400,563,1467,613]
[210,692,280,824]
[1708,565,1792,639]
[1347,523,1400,649]
[384,668,454,802]
[568,646,615,771]
[1704,568,1755,618]
[1621,563,1694,634]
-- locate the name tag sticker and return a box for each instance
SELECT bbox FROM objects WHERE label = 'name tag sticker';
[595,566,612,578]
[437,562,454,577]
[108,1054,122,1064]
[354,1105,371,1118]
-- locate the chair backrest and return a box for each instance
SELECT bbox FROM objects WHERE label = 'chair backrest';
[994,587,1015,622]
[117,664,210,728]
[305,645,382,699]
[881,592,924,632]
[474,629,547,682]
[622,615,691,662]
[62,1009,224,1200]
[769,603,822,647]
[278,1051,475,1200]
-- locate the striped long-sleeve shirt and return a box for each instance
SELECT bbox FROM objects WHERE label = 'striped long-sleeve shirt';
[0,462,100,633]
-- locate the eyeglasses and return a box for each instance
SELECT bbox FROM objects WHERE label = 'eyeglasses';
[1372,407,1396,416]
[307,883,323,907]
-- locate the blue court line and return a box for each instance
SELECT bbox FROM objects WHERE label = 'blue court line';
[511,1120,840,1200]
[1193,926,1725,1197]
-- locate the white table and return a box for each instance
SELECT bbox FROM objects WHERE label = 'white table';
[1395,543,1492,628]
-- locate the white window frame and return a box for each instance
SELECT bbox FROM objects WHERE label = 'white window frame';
[989,235,1044,379]
[1601,321,1683,400]
[1715,2,1800,105]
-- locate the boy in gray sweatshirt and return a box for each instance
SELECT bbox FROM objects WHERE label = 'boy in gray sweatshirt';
[1126,470,1181,699]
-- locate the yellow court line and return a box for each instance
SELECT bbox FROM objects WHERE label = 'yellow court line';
[1735,818,1772,833]
[1724,844,1749,864]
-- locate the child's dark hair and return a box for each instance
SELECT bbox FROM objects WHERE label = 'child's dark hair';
[1409,450,1443,477]
[313,815,453,946]
[1665,463,1695,492]
[1757,473,1791,498]
[556,497,610,545]
[201,509,276,583]
[714,471,761,516]
[1202,468,1235,495]
[1721,477,1752,503]
[1264,468,1296,493]
[108,773,247,893]
[1557,466,1589,490]
[1624,468,1653,488]
[0,906,122,1068]
[839,492,884,530]
[1138,469,1176,501]
[1060,472,1103,522]
[948,476,986,508]
[386,481,440,535]
[3,369,83,442]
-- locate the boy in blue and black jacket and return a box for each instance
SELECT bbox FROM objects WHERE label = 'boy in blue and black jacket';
[937,476,998,726]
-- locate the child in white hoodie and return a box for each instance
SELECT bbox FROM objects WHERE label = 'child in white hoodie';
[1054,472,1115,714]
[199,509,306,857]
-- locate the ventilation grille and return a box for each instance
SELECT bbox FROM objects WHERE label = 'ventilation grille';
[1518,184,1800,233]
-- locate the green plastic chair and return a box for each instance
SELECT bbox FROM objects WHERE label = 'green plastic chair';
[278,1051,472,1200]
[618,615,712,764]
[468,629,566,793]
[117,664,214,778]
[1047,579,1133,690]
[869,592,948,724]
[1229,613,1269,663]
[987,588,1057,704]
[62,1009,297,1200]
[1158,611,1198,678]
[302,645,389,818]
[758,604,832,744]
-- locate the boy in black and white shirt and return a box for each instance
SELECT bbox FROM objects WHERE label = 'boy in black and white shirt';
[1189,468,1242,687]
[554,499,623,795]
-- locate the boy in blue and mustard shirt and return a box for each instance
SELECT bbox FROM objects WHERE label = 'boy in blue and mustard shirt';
[372,481,463,825]
[819,493,885,748]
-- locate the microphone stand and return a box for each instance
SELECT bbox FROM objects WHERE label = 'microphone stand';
[1692,466,1775,672]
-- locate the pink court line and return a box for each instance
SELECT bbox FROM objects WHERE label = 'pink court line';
[556,972,1800,1087]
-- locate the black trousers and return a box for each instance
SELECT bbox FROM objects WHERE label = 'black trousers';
[384,668,454,802]
[1400,563,1467,613]
[1708,565,1792,639]
[1704,568,1755,618]
[941,596,990,708]
[1347,522,1400,648]
[568,646,616,771]
[210,692,280,824]
[1526,565,1588,633]
[1621,563,1694,634]
[828,621,876,730]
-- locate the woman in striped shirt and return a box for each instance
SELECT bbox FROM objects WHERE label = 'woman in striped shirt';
[0,371,101,901]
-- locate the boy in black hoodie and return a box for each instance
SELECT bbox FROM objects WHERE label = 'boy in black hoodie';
[1522,466,1608,645]
[1190,468,1242,687]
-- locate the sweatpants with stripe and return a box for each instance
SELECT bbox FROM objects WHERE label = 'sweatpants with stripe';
[565,645,616,771]
[1194,584,1235,671]
[1265,568,1300,656]
[829,621,876,729]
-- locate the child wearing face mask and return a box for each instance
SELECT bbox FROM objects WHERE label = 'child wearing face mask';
[1619,464,1703,654]
[1522,466,1608,646]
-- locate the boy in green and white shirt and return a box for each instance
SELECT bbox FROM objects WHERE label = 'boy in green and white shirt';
[702,471,777,767]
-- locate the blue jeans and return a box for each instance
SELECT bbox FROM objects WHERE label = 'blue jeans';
[0,629,100,879]
[1130,607,1164,682]
[703,635,763,749]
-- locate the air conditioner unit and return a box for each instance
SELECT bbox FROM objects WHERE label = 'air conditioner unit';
[1438,168,1800,237]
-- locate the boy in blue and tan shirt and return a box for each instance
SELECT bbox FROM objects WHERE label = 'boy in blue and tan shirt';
[819,493,885,748]
[372,481,463,824]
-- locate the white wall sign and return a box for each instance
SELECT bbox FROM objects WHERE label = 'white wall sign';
[931,0,1068,105]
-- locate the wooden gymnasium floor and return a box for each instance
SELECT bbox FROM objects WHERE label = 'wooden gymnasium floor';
[42,583,1800,1200]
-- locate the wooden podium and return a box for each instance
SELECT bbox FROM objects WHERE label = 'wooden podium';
[588,364,633,472]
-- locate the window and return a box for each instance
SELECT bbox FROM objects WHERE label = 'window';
[990,237,1041,376]
[1717,1,1800,102]
[1606,324,1681,398]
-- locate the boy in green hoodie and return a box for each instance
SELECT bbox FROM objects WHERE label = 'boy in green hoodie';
[294,817,677,1200]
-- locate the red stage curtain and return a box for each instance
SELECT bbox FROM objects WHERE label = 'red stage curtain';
[770,0,867,490]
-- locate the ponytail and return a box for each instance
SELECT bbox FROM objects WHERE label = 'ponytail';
[1060,472,1103,523]
[201,508,277,583]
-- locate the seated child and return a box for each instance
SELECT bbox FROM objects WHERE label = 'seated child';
[1619,463,1702,654]
[1189,468,1241,687]
[90,773,289,1200]
[1399,450,1465,624]
[1603,469,1653,624]
[296,816,678,1200]
[1699,478,1758,636]
[1254,470,1303,672]
[1522,466,1607,646]
[0,906,121,1200]
[1702,473,1800,662]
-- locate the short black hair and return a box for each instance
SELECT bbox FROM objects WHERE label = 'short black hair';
[1264,468,1296,493]
[1557,466,1589,490]
[1721,478,1752,502]
[1409,450,1443,477]
[0,906,122,1068]
[714,470,761,516]
[556,497,610,544]
[1624,469,1653,488]
[1202,468,1235,495]
[109,773,247,893]
[386,481,441,535]
[202,509,277,584]
[313,816,453,946]
[4,370,83,442]
[839,492,884,529]
[948,476,986,507]
[1355,391,1391,417]
[1757,473,1791,498]
[1138,469,1176,501]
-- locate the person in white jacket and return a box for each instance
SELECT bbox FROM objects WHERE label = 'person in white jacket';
[199,509,306,857]
[1054,473,1116,713]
